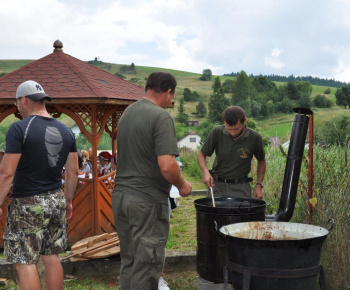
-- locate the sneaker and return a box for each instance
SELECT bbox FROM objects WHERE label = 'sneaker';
[158,277,170,290]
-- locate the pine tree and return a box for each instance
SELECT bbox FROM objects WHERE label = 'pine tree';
[231,70,256,105]
[196,100,207,117]
[208,77,229,123]
[175,98,189,124]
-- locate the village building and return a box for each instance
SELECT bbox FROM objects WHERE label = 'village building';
[188,120,199,126]
[177,130,201,150]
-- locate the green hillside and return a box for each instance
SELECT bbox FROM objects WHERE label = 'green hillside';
[0,59,347,144]
[0,60,34,73]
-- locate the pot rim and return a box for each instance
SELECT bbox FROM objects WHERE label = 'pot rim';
[194,196,266,208]
[195,197,266,214]
[219,221,329,241]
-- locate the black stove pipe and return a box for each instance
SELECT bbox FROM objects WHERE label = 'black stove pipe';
[266,108,313,222]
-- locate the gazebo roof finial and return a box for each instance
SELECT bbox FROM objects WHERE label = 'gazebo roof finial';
[53,40,63,52]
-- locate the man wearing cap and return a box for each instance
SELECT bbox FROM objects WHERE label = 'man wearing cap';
[112,72,192,289]
[0,80,79,290]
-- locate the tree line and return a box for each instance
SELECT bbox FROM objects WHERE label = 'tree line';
[176,70,349,146]
[223,72,348,88]
[178,70,337,124]
[207,70,318,122]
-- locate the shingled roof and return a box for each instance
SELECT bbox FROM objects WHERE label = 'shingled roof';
[0,40,143,104]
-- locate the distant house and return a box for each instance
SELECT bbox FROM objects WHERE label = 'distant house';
[177,130,201,150]
[188,120,199,126]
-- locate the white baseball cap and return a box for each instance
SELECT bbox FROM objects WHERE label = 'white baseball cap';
[16,80,51,101]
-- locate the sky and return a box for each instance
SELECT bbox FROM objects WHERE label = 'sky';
[1,0,350,82]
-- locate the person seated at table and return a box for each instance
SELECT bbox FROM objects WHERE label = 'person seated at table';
[111,153,117,171]
[81,149,91,174]
[78,151,86,179]
[77,151,92,183]
[98,151,112,177]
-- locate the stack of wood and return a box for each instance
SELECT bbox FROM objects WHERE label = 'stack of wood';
[62,232,120,261]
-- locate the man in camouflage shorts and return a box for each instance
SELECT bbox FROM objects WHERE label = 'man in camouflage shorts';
[5,190,67,264]
[0,80,78,290]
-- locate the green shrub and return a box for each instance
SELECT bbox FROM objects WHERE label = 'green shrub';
[114,72,126,79]
[129,78,140,83]
[313,94,332,108]
[324,87,331,94]
[181,150,202,180]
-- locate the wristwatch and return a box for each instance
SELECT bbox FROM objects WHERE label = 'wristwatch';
[256,182,263,188]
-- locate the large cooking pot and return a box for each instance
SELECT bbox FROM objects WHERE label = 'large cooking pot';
[218,220,334,290]
[194,197,266,283]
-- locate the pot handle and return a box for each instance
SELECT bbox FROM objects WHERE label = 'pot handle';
[214,221,226,238]
[239,200,252,211]
[326,218,335,231]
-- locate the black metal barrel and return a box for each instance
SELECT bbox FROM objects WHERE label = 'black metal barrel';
[219,221,331,290]
[194,197,266,283]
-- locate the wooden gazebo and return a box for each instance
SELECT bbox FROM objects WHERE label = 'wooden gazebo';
[0,40,143,245]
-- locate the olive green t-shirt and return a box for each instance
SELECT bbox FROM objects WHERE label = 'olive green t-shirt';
[201,125,265,179]
[114,98,179,203]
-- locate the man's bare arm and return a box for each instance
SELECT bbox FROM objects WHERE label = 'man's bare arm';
[253,159,266,199]
[64,152,79,220]
[197,151,214,188]
[0,154,21,218]
[157,155,192,197]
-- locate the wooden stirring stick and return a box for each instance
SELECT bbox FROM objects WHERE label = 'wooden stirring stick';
[210,187,216,207]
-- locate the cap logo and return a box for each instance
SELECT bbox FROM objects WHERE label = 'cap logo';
[36,84,43,91]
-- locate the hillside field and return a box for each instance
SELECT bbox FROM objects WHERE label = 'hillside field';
[0,59,348,143]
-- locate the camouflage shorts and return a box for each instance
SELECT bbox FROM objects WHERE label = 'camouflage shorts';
[4,189,67,264]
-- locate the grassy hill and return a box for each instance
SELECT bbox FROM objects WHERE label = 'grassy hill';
[0,59,347,143]
[0,60,34,73]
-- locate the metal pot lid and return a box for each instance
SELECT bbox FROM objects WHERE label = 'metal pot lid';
[220,221,329,241]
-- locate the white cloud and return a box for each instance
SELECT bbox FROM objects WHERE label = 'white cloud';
[334,61,350,82]
[264,48,285,70]
[1,0,350,81]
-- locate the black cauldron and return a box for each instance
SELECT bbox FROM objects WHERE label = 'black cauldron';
[194,197,266,283]
[218,220,334,290]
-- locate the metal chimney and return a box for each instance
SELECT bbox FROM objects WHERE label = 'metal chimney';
[266,107,313,222]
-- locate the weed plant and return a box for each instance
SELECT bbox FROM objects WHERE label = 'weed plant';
[240,145,349,289]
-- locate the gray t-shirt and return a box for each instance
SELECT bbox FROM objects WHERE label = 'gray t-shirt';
[114,98,179,203]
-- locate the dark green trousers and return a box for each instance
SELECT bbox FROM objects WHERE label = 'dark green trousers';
[112,190,169,290]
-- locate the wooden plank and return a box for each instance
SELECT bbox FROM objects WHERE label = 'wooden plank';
[71,233,117,251]
[62,236,119,260]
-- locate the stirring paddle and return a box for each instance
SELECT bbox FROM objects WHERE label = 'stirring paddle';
[210,186,216,207]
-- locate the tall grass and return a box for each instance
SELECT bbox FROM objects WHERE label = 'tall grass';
[310,145,350,289]
[248,145,349,289]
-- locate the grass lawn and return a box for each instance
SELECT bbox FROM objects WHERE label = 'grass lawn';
[0,272,199,289]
